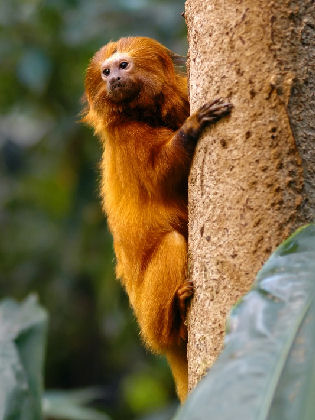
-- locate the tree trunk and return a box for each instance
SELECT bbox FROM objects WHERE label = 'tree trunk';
[185,0,314,391]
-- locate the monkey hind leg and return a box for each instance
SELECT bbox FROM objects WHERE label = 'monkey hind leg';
[134,231,190,401]
[166,344,188,402]
[136,230,187,351]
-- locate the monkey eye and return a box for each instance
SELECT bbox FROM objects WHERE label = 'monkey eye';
[119,61,128,70]
[102,68,110,76]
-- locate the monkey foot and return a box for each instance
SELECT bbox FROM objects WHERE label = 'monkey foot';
[197,98,232,124]
[176,281,194,341]
[177,281,194,321]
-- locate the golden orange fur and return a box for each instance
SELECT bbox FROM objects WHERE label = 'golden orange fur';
[83,36,232,401]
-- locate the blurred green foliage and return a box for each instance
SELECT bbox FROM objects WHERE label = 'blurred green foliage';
[0,0,187,418]
[0,295,47,420]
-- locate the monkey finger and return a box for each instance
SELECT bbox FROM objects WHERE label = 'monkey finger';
[179,291,194,301]
[198,100,223,115]
[177,280,194,291]
[178,284,194,295]
[177,282,194,300]
[204,97,224,108]
[202,102,232,114]
[202,106,232,120]
[198,102,232,121]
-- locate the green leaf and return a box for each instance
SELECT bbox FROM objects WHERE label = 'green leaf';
[0,295,48,420]
[42,389,111,420]
[175,224,315,420]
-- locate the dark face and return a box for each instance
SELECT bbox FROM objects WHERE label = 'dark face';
[101,53,140,103]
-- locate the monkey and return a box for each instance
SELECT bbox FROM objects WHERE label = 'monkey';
[82,36,232,402]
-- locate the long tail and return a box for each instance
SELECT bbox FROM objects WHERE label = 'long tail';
[166,344,188,402]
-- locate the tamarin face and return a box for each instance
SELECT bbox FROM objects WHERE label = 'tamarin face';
[84,37,179,113]
[100,52,140,103]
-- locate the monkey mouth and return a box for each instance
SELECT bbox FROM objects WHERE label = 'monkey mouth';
[108,82,140,103]
[111,82,126,90]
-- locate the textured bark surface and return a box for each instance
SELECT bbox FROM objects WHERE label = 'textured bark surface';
[185,0,314,391]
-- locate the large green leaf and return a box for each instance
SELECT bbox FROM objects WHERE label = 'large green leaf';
[0,295,48,420]
[175,223,315,420]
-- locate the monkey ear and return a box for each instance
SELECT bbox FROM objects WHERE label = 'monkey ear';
[168,50,187,74]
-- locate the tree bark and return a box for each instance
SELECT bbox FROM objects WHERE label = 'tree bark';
[185,0,314,391]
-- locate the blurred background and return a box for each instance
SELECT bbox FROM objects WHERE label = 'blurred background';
[0,0,187,419]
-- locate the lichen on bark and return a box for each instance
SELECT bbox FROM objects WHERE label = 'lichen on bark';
[185,0,314,391]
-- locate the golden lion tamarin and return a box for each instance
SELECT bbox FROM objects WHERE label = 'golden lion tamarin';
[82,36,231,401]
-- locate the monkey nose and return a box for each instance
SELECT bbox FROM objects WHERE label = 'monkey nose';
[110,76,121,86]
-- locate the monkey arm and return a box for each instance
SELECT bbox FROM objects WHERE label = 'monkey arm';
[172,98,232,155]
[151,98,232,188]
